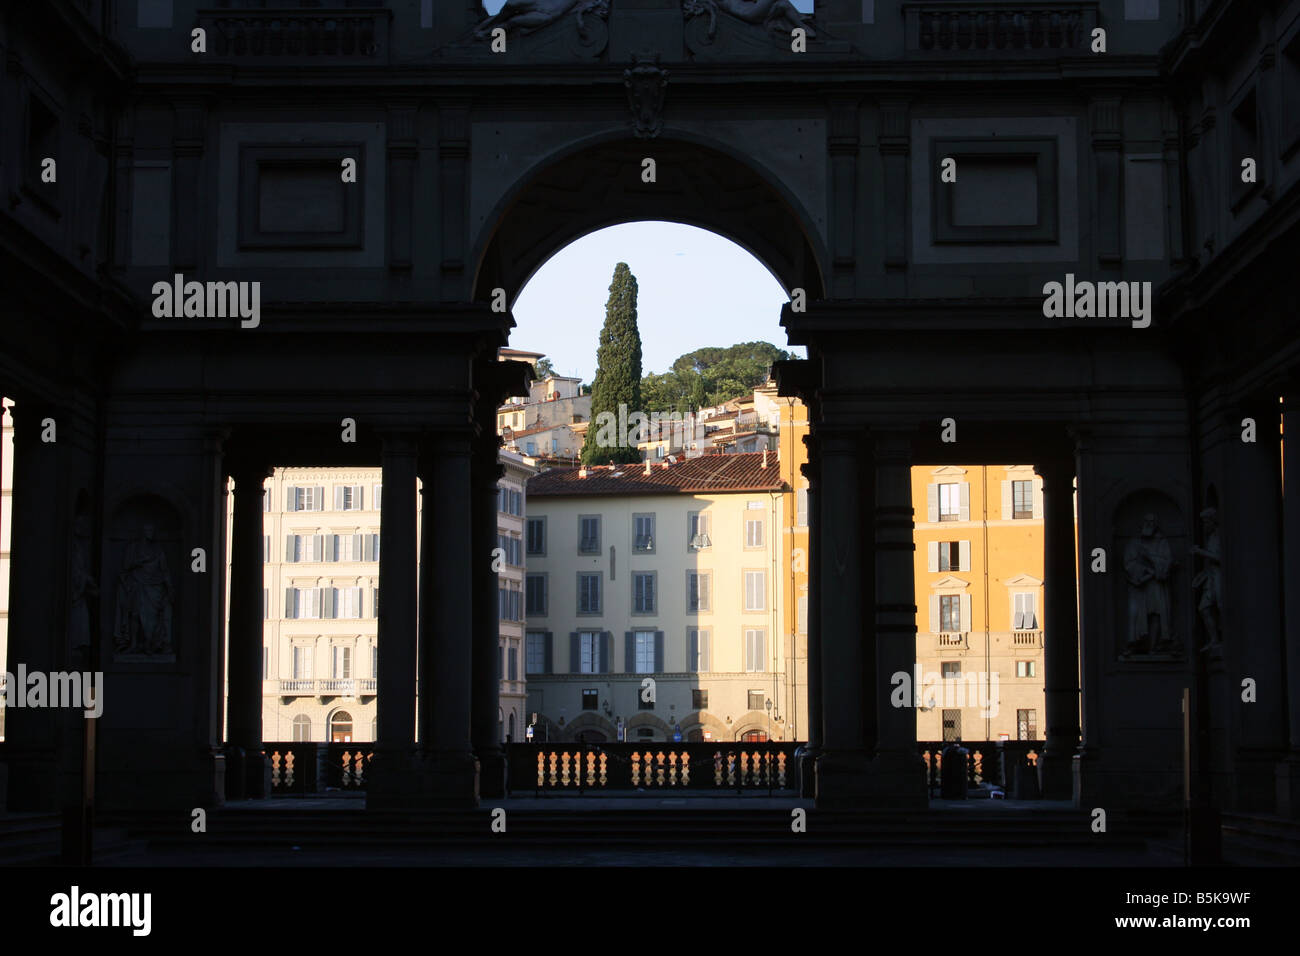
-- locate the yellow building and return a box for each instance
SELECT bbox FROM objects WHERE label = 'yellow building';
[911,465,1049,744]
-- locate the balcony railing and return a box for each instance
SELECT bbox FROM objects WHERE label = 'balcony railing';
[919,740,1041,796]
[507,742,798,793]
[1012,630,1043,647]
[903,2,1101,54]
[197,8,392,64]
[277,678,376,696]
[264,742,373,793]
[936,632,967,648]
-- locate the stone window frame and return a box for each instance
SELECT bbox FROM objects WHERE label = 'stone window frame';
[237,142,365,250]
[1228,82,1263,212]
[929,136,1059,244]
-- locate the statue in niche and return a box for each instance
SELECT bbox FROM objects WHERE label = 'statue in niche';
[473,0,610,39]
[113,521,174,656]
[1191,508,1223,649]
[68,513,98,658]
[683,0,816,40]
[1123,513,1175,654]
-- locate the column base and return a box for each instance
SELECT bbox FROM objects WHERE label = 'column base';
[814,749,927,808]
[422,750,481,808]
[366,748,480,810]
[223,746,269,802]
[1073,748,1182,810]
[1037,749,1075,800]
[798,746,822,799]
[476,746,507,800]
[1276,755,1300,819]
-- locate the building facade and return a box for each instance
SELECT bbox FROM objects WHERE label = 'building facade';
[523,453,799,743]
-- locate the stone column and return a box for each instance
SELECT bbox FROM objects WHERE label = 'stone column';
[1035,457,1081,799]
[471,449,506,798]
[1279,392,1300,817]
[869,432,927,806]
[800,441,823,797]
[226,461,271,800]
[369,432,420,808]
[814,428,873,806]
[422,435,479,806]
[4,402,67,810]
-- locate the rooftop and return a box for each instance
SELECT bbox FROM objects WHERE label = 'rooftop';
[528,451,784,497]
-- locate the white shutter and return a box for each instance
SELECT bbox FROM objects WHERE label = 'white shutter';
[1032,479,1044,519]
[356,486,364,511]
[961,593,972,633]
[1001,480,1013,520]
[926,484,939,522]
[959,540,971,572]
[286,486,297,512]
[927,542,938,572]
[316,486,325,511]
[929,594,939,633]
[335,486,344,511]
[959,483,970,521]
[1013,594,1025,629]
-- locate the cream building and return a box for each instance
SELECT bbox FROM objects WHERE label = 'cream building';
[523,452,798,743]
[911,465,1056,744]
[0,400,11,740]
[497,449,535,742]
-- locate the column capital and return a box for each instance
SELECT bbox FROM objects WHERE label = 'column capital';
[871,429,914,463]
[818,425,863,456]
[1033,457,1075,485]
[228,458,273,485]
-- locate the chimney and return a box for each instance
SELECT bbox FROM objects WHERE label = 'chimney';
[762,449,768,468]
[579,467,588,479]
[644,458,651,475]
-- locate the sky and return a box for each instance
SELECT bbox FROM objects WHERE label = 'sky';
[509,222,801,384]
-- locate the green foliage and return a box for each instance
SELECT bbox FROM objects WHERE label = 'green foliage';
[580,263,643,465]
[533,357,555,380]
[640,341,791,413]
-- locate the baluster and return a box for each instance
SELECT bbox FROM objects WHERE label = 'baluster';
[586,751,595,787]
[270,750,281,789]
[668,751,678,786]
[714,752,723,787]
[778,751,787,789]
[655,751,665,787]
[727,751,737,788]
[631,751,641,787]
[560,751,571,787]
[537,752,545,788]
[548,751,558,787]
[599,751,608,787]
[355,751,366,787]
[681,751,691,787]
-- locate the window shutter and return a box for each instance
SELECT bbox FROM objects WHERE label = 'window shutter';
[929,594,939,633]
[1028,595,1038,629]
[1014,601,1025,629]
[356,486,364,511]
[757,630,765,667]
[314,534,324,561]
[702,631,711,672]
[334,486,344,510]
[927,484,939,522]
[700,574,709,610]
[959,540,971,572]
[569,632,580,673]
[961,593,972,633]
[325,587,337,619]
[625,632,635,673]
[689,630,699,672]
[1001,480,1013,520]
[286,487,296,512]
[959,482,970,521]
[654,631,664,672]
[927,542,938,573]
[286,535,295,562]
[352,533,362,561]
[1032,480,1044,519]
[601,632,612,674]
[316,486,325,511]
[544,632,554,674]
[646,574,655,611]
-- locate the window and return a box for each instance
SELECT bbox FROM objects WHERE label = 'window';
[687,511,712,551]
[262,488,271,512]
[744,570,766,612]
[263,534,271,563]
[335,485,363,511]
[334,587,362,619]
[1012,480,1033,519]
[496,534,523,567]
[938,541,959,571]
[796,488,808,527]
[577,573,602,615]
[373,485,382,511]
[940,594,961,631]
[526,441,536,456]
[578,515,601,553]
[942,710,962,742]
[692,689,709,710]
[633,631,655,674]
[370,587,379,618]
[744,628,766,672]
[745,516,765,549]
[941,661,962,679]
[371,645,378,678]
[748,690,765,711]
[1015,660,1037,678]
[938,483,960,521]
[689,628,711,673]
[285,587,323,619]
[263,588,269,620]
[332,646,352,679]
[1013,592,1038,629]
[498,585,522,622]
[633,572,656,614]
[292,714,312,742]
[526,517,546,555]
[578,632,601,674]
[633,513,655,553]
[526,632,548,674]
[330,710,353,743]
[526,574,547,616]
[741,731,769,742]
[262,645,269,680]
[687,570,711,613]
[292,645,314,680]
[508,647,518,681]
[287,485,324,512]
[510,489,523,516]
[1017,709,1038,740]
[582,688,598,711]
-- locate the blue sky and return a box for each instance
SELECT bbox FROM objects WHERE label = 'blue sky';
[510,223,801,384]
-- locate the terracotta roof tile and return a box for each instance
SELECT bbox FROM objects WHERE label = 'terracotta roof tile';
[528,451,784,497]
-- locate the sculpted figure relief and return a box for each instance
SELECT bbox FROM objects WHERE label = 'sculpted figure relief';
[474,0,610,38]
[113,521,174,656]
[684,0,816,39]
[1123,513,1175,654]
[68,513,98,656]
[1191,507,1223,649]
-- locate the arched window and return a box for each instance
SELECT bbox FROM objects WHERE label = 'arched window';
[330,710,353,743]
[740,730,768,742]
[636,727,655,740]
[576,730,607,744]
[507,712,516,741]
[292,714,312,742]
